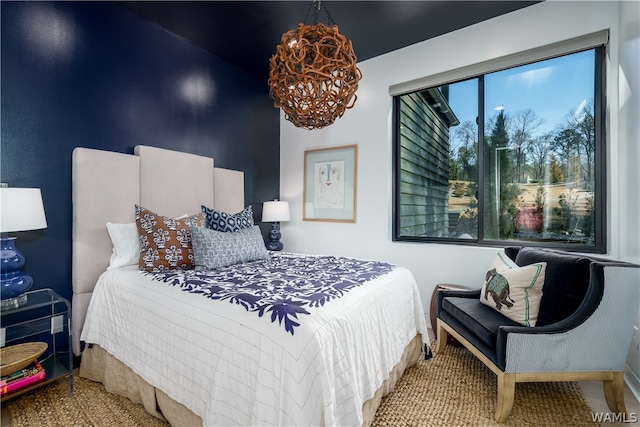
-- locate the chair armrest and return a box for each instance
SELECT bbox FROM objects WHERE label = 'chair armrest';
[499,263,640,373]
[499,262,606,336]
[436,288,481,318]
[496,262,606,368]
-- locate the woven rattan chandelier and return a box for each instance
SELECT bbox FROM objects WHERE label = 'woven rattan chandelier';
[268,1,362,130]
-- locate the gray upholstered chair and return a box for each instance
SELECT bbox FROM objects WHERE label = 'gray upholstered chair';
[435,247,640,422]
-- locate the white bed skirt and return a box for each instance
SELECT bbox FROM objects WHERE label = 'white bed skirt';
[79,334,423,427]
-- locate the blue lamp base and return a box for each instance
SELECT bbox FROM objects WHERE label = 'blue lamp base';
[266,222,284,251]
[1,236,33,310]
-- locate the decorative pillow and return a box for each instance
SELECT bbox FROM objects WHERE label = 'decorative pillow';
[135,205,205,272]
[489,251,518,272]
[106,222,140,269]
[190,225,269,270]
[201,205,254,232]
[106,214,192,270]
[480,252,546,327]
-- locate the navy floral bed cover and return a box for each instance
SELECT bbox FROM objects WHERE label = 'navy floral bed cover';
[145,251,396,335]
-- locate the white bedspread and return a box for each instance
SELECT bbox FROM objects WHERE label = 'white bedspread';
[80,255,428,426]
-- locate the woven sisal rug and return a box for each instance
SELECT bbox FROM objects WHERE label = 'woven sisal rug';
[5,344,595,426]
[372,344,597,426]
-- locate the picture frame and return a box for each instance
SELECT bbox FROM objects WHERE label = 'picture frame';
[303,144,358,222]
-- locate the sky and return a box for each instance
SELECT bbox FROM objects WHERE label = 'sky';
[447,49,595,149]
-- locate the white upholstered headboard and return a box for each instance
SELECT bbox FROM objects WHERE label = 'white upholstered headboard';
[71,146,245,355]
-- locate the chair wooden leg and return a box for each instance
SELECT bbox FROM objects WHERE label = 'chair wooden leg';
[495,372,516,423]
[603,372,627,414]
[435,319,448,354]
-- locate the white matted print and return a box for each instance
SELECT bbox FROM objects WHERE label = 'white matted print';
[304,145,357,222]
[314,160,345,209]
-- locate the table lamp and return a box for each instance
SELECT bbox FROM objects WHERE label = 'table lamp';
[262,200,290,251]
[0,187,47,310]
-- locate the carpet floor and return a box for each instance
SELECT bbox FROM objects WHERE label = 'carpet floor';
[5,344,596,426]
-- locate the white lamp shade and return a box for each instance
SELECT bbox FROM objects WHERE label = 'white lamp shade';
[262,200,290,222]
[0,188,48,232]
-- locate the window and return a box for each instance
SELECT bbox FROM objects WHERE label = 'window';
[393,46,605,252]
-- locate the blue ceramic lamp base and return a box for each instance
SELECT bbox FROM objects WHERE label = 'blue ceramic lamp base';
[266,222,284,251]
[0,236,33,310]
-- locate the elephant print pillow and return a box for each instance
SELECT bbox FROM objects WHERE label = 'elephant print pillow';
[480,252,547,327]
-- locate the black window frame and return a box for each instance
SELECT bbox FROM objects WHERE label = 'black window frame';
[392,45,607,253]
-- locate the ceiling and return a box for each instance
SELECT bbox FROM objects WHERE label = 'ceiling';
[118,1,540,81]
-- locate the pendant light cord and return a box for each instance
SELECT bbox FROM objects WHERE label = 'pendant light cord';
[303,0,335,26]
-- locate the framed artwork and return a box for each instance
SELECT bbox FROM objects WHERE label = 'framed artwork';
[303,144,357,222]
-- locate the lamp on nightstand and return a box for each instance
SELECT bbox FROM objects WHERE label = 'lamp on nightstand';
[0,186,47,310]
[262,200,290,251]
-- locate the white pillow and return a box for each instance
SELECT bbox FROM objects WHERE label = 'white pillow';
[106,222,139,269]
[106,214,192,270]
[490,251,518,272]
[480,252,546,327]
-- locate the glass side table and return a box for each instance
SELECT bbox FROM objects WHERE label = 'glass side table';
[0,288,73,401]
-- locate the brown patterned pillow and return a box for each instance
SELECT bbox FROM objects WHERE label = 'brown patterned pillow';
[135,205,205,272]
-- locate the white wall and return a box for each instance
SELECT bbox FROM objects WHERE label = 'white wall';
[280,0,639,319]
[617,0,640,400]
[617,0,640,265]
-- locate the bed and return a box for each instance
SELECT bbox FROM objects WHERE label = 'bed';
[72,145,429,427]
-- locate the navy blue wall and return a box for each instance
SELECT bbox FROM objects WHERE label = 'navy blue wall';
[1,2,280,303]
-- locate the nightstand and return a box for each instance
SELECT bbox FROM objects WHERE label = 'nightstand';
[0,288,73,401]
